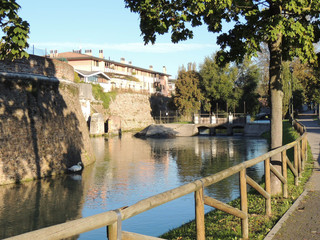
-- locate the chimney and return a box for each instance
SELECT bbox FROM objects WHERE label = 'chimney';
[54,50,58,58]
[50,50,54,58]
[99,50,104,59]
[149,65,153,71]
[73,49,82,54]
[163,66,167,74]
[128,61,132,65]
[120,57,126,64]
[85,49,92,56]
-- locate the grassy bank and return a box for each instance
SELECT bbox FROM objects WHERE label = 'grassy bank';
[161,120,313,239]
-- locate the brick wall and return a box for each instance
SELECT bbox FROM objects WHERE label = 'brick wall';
[0,55,74,81]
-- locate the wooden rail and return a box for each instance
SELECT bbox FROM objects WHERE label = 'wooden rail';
[6,121,308,240]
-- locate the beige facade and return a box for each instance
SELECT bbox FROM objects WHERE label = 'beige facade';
[52,50,170,96]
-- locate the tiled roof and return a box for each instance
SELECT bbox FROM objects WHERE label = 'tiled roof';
[57,52,86,58]
[54,51,171,76]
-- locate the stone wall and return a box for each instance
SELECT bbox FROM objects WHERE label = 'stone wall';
[0,55,74,81]
[107,93,155,132]
[0,57,94,185]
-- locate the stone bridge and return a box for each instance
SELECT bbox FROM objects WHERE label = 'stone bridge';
[137,121,270,138]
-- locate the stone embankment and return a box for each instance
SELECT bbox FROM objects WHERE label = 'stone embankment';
[0,55,94,185]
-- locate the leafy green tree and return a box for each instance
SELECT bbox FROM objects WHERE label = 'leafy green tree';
[174,69,203,117]
[0,0,30,60]
[292,58,320,107]
[124,0,320,195]
[199,54,237,113]
[256,43,270,100]
[236,58,260,116]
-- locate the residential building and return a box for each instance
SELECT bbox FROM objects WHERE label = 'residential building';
[168,78,176,96]
[51,50,170,96]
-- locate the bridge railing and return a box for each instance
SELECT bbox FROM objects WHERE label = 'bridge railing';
[7,121,308,240]
[197,113,247,125]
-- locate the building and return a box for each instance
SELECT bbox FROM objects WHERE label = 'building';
[168,78,176,96]
[50,50,170,96]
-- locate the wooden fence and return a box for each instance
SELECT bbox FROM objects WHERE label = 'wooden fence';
[7,121,308,240]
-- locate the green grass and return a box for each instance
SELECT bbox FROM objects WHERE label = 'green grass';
[160,120,314,239]
[91,84,117,110]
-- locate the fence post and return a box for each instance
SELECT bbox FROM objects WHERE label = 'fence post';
[298,141,302,176]
[301,138,306,170]
[107,223,118,240]
[240,169,249,239]
[265,158,271,216]
[282,150,288,198]
[195,186,205,240]
[294,144,300,179]
[304,136,308,168]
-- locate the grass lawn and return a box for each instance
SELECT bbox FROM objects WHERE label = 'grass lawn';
[160,120,314,239]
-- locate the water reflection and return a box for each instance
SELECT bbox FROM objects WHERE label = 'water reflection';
[0,174,86,239]
[0,134,268,239]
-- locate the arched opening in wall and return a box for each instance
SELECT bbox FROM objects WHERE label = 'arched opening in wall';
[215,126,228,136]
[104,120,109,133]
[198,126,210,136]
[232,126,244,136]
[87,116,91,130]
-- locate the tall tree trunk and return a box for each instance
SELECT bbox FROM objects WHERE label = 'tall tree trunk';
[268,33,283,195]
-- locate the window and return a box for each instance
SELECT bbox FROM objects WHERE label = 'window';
[88,76,98,82]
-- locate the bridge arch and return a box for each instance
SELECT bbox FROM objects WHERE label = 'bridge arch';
[232,125,245,135]
[198,126,212,136]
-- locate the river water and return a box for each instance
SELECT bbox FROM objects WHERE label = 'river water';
[0,133,268,239]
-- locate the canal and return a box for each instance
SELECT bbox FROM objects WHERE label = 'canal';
[0,133,268,239]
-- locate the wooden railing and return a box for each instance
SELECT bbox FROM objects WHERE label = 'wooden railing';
[6,121,308,240]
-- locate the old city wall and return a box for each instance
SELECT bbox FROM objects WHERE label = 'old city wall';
[107,93,155,132]
[0,55,94,185]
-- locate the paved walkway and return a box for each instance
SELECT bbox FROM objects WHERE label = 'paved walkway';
[265,111,320,240]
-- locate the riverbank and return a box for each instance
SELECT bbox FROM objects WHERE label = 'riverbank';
[160,120,314,239]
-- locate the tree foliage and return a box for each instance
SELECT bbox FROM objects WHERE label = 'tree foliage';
[0,0,30,60]
[174,69,203,116]
[236,57,261,116]
[125,0,320,63]
[125,0,320,195]
[199,54,237,113]
[292,58,320,105]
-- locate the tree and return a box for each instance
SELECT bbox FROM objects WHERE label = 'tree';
[236,57,261,116]
[199,54,237,113]
[255,43,270,107]
[174,68,203,117]
[0,0,30,60]
[124,0,320,195]
[292,58,319,107]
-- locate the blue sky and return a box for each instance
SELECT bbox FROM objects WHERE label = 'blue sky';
[18,0,221,77]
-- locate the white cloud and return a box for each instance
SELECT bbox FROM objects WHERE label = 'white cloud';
[30,41,218,54]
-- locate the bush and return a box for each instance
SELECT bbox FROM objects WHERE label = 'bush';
[91,84,117,109]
